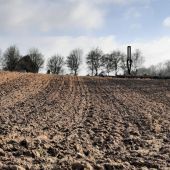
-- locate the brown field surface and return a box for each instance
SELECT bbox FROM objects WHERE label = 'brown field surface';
[0,72,170,170]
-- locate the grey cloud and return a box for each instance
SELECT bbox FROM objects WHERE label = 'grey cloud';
[71,0,152,5]
[0,0,152,35]
[0,0,104,35]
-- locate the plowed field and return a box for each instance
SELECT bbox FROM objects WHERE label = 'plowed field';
[0,72,170,170]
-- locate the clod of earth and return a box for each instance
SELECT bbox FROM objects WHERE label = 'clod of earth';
[0,72,170,169]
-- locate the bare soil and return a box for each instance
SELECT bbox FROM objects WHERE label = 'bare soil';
[0,72,170,170]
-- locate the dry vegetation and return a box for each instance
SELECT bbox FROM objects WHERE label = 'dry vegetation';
[0,72,170,170]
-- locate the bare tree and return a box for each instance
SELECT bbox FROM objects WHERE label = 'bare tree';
[110,50,123,76]
[101,51,122,76]
[66,49,82,75]
[138,63,166,76]
[119,53,127,75]
[156,62,166,76]
[28,48,44,72]
[137,67,149,76]
[86,48,103,76]
[138,61,170,77]
[47,55,65,74]
[164,60,170,76]
[132,49,144,75]
[2,45,20,71]
[148,65,159,76]
[101,54,113,75]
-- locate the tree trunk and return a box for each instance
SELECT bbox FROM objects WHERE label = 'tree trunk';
[95,69,98,76]
[74,70,77,76]
[92,69,94,76]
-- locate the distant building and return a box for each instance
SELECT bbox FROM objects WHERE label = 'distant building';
[99,71,107,77]
[15,55,38,73]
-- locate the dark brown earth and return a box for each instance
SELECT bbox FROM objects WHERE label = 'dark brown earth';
[0,72,170,170]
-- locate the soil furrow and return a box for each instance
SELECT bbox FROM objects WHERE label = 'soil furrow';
[0,73,170,170]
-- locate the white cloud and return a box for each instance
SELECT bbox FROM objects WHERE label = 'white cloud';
[163,17,170,28]
[0,0,152,34]
[70,2,104,30]
[131,37,170,67]
[78,0,151,5]
[0,0,104,33]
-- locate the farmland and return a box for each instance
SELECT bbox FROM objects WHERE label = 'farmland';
[0,72,170,170]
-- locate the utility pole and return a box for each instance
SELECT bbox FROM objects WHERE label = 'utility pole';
[127,46,132,75]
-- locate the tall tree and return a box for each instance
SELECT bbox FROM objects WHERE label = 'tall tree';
[66,49,82,75]
[86,48,103,76]
[102,51,123,76]
[156,62,165,76]
[138,61,170,77]
[120,53,127,75]
[101,54,113,75]
[47,55,64,74]
[110,50,122,76]
[28,48,44,72]
[164,60,170,76]
[132,49,144,75]
[2,45,20,71]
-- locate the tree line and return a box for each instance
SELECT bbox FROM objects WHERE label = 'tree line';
[138,61,170,77]
[0,46,44,73]
[0,45,148,76]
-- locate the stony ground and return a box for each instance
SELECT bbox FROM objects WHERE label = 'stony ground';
[0,72,170,170]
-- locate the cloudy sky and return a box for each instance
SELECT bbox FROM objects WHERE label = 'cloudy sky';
[0,0,170,74]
